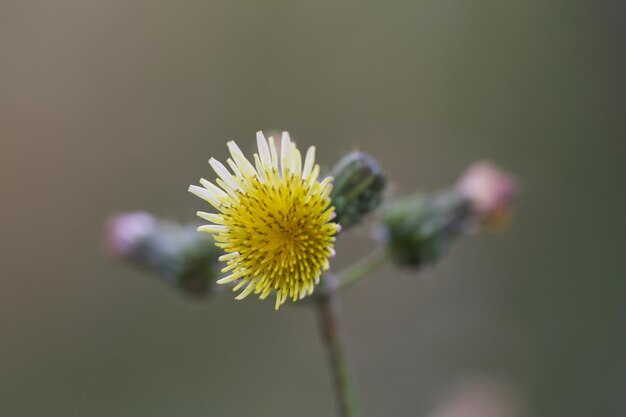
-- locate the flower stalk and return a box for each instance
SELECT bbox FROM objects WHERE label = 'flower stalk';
[315,249,391,417]
[316,275,360,417]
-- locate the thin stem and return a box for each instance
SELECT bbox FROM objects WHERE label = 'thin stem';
[315,248,390,416]
[335,247,391,289]
[316,275,359,417]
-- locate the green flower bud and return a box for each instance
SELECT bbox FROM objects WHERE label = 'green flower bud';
[330,151,386,230]
[106,212,221,297]
[381,190,471,267]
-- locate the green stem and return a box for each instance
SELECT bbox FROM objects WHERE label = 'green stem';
[335,248,391,289]
[316,275,359,417]
[315,248,390,416]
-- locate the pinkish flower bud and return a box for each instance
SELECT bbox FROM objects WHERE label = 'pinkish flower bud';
[458,162,517,230]
[105,211,156,258]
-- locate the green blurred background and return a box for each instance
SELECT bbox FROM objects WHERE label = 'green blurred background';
[1,1,624,416]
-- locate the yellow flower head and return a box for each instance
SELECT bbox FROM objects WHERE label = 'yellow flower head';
[189,132,341,309]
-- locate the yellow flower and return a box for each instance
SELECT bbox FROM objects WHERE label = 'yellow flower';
[189,132,340,309]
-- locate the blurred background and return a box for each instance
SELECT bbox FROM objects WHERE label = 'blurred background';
[1,1,624,416]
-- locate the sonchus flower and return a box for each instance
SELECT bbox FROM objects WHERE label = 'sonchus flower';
[189,132,341,309]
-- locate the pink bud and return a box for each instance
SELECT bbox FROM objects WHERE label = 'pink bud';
[458,162,517,230]
[105,211,156,258]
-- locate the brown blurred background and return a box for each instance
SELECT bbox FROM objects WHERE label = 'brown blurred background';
[1,1,624,416]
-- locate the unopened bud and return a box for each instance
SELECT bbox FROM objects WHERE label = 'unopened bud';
[382,191,470,267]
[105,213,220,297]
[457,162,517,231]
[106,211,156,258]
[330,151,386,229]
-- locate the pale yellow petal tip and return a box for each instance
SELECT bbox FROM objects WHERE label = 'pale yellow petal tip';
[188,184,206,198]
[234,281,256,300]
[217,273,241,284]
[198,225,227,233]
[218,252,239,262]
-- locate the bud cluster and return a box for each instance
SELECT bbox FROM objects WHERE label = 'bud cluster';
[381,161,517,268]
[105,141,517,299]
